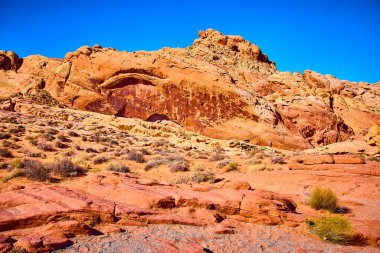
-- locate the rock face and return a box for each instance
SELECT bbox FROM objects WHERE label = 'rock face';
[0,50,21,71]
[2,29,380,150]
[0,173,301,252]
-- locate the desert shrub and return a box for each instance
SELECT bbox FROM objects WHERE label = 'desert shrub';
[216,159,231,169]
[2,168,24,183]
[140,148,151,155]
[208,149,226,162]
[0,133,11,139]
[23,159,50,182]
[309,186,338,212]
[307,215,365,245]
[271,156,285,164]
[49,158,83,177]
[367,156,380,162]
[99,147,108,153]
[249,164,272,172]
[57,135,70,142]
[126,149,145,163]
[144,159,165,171]
[82,136,88,141]
[28,152,44,158]
[9,126,25,133]
[110,140,119,146]
[86,147,98,153]
[0,117,18,124]
[2,140,12,147]
[43,133,56,141]
[75,145,83,151]
[47,128,58,135]
[89,167,101,173]
[56,141,69,149]
[10,158,23,169]
[94,156,108,164]
[37,142,54,151]
[225,162,239,172]
[25,136,38,146]
[192,170,215,183]
[0,148,13,158]
[107,163,130,173]
[68,131,80,137]
[152,139,167,148]
[169,175,190,185]
[247,157,262,165]
[169,160,189,173]
[0,162,8,170]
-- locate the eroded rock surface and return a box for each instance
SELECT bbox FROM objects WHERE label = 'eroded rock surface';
[1,29,379,150]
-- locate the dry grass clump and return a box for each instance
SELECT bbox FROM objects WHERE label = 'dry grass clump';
[37,142,54,151]
[107,163,130,173]
[126,149,145,163]
[225,162,239,172]
[2,168,24,183]
[94,156,109,165]
[86,147,98,153]
[144,158,166,171]
[309,186,338,212]
[56,141,69,149]
[191,169,215,183]
[208,148,226,162]
[144,155,189,172]
[271,156,285,164]
[47,158,84,178]
[0,132,11,139]
[307,215,365,245]
[216,159,231,169]
[23,159,50,182]
[0,148,13,158]
[169,175,190,185]
[68,131,80,137]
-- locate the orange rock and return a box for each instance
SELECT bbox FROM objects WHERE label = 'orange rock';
[222,181,252,190]
[5,29,376,150]
[332,154,365,164]
[14,235,71,253]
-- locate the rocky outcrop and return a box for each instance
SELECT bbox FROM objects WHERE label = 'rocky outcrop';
[1,29,379,150]
[366,121,380,148]
[0,173,301,252]
[287,154,380,176]
[0,50,21,71]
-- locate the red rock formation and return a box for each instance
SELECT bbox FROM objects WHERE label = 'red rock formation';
[1,29,379,150]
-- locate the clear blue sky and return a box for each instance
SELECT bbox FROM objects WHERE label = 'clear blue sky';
[1,0,379,83]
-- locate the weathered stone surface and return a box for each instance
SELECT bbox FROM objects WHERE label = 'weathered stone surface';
[366,121,380,148]
[0,29,375,150]
[0,50,21,71]
[222,181,252,190]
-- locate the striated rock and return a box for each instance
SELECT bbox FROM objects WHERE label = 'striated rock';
[1,29,379,150]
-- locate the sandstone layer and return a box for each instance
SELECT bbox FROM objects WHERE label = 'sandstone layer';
[1,29,379,150]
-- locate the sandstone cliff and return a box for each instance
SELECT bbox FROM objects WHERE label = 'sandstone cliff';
[1,29,379,150]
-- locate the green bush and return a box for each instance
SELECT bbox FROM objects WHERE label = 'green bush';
[225,162,238,172]
[309,186,338,212]
[307,215,364,245]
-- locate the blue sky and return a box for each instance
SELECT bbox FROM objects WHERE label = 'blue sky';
[1,0,379,83]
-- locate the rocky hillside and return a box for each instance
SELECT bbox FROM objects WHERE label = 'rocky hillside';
[1,29,379,151]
